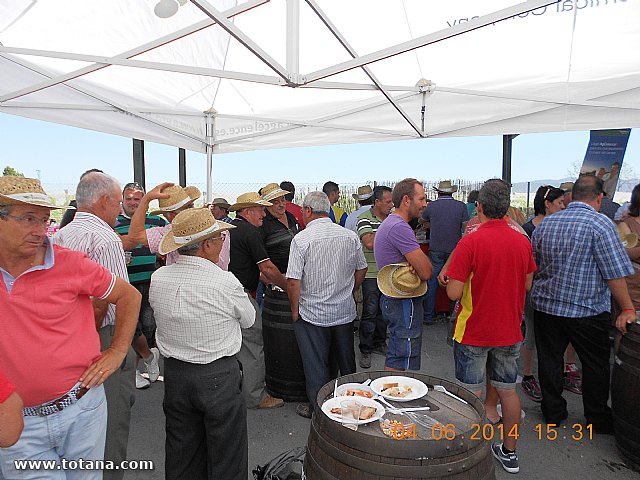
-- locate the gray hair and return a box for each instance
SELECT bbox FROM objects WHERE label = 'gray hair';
[0,205,11,218]
[302,191,330,215]
[478,179,511,219]
[177,241,204,256]
[75,172,121,209]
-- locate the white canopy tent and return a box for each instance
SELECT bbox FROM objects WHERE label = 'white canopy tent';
[1,0,639,199]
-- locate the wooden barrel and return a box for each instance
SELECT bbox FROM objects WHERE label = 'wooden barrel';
[611,321,640,471]
[262,288,308,402]
[305,372,495,479]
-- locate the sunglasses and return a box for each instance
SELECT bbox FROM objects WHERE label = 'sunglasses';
[123,182,145,193]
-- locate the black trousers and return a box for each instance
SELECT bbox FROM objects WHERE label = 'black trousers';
[163,355,247,480]
[533,310,612,428]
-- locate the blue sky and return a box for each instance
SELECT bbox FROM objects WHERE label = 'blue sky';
[2,112,638,189]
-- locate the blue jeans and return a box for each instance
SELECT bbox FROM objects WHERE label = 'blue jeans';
[453,342,521,390]
[293,318,356,408]
[380,295,424,370]
[358,278,387,353]
[0,385,107,480]
[424,251,451,322]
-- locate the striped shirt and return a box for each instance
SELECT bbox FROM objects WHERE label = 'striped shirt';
[115,213,167,284]
[286,217,368,327]
[357,208,383,278]
[531,201,634,318]
[149,255,255,364]
[53,212,128,327]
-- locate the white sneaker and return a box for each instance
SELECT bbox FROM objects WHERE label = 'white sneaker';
[144,347,160,383]
[136,371,150,389]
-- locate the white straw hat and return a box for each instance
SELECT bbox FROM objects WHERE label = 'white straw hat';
[159,208,235,255]
[230,192,272,212]
[149,185,201,215]
[377,262,427,298]
[0,177,65,210]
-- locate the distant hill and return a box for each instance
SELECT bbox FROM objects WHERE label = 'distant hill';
[512,178,639,194]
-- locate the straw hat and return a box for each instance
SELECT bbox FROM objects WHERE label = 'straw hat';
[158,208,235,255]
[229,192,272,212]
[434,180,458,193]
[0,177,65,210]
[210,197,231,210]
[352,185,373,201]
[149,185,201,215]
[616,224,638,249]
[559,182,574,192]
[377,262,427,298]
[259,183,289,202]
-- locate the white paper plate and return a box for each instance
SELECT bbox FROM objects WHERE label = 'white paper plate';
[370,376,428,402]
[336,383,374,398]
[321,396,385,425]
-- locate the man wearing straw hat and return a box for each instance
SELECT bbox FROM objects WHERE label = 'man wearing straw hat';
[53,172,141,480]
[0,177,140,480]
[286,191,368,413]
[374,178,432,371]
[229,192,288,409]
[149,208,252,480]
[421,180,469,325]
[445,179,536,474]
[344,185,373,233]
[208,197,233,224]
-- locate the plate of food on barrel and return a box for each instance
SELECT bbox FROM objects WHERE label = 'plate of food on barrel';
[370,376,429,402]
[321,396,385,425]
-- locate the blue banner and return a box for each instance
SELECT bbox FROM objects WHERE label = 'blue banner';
[580,129,631,198]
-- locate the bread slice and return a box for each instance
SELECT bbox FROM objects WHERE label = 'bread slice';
[359,406,377,420]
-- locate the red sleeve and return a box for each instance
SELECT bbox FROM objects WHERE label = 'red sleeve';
[0,370,16,403]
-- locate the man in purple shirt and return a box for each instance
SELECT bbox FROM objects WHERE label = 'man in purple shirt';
[374,178,432,371]
[421,180,469,325]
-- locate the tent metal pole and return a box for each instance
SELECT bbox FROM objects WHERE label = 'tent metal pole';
[205,110,216,203]
[286,0,300,81]
[502,134,519,186]
[178,149,187,188]
[132,139,146,190]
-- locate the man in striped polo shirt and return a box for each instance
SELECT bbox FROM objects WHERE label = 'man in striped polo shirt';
[116,182,166,389]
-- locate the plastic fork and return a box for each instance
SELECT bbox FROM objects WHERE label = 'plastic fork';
[433,385,468,404]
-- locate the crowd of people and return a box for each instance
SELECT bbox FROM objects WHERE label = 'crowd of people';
[0,172,636,478]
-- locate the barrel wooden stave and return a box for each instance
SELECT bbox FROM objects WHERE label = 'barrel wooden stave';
[262,289,308,402]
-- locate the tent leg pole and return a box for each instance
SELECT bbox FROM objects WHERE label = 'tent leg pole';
[502,134,518,186]
[178,148,187,187]
[132,139,146,190]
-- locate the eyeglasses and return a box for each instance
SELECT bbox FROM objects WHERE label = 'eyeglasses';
[4,214,50,228]
[123,182,145,193]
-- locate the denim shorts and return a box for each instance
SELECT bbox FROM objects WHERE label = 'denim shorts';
[381,295,423,370]
[453,342,521,390]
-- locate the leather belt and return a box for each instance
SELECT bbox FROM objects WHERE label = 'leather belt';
[23,385,90,417]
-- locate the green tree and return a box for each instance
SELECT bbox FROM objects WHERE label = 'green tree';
[3,166,24,177]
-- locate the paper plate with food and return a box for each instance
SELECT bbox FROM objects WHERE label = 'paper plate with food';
[336,383,374,398]
[370,376,428,402]
[321,396,385,424]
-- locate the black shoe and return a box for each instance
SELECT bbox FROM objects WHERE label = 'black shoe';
[544,411,568,425]
[359,352,372,369]
[589,422,614,435]
[296,403,313,419]
[372,344,387,356]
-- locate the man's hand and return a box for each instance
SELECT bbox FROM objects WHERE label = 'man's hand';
[437,271,449,288]
[616,310,637,334]
[79,347,127,388]
[145,182,174,202]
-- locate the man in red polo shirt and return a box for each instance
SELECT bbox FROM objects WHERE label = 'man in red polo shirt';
[0,370,23,448]
[446,179,536,475]
[0,177,140,480]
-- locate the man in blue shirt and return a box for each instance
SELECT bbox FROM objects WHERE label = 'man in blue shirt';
[531,175,635,434]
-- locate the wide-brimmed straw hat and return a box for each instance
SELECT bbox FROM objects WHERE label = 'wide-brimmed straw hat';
[352,185,373,201]
[377,262,427,298]
[434,180,458,194]
[149,185,201,215]
[259,183,289,202]
[559,182,574,192]
[159,208,235,255]
[230,192,272,212]
[210,197,231,210]
[0,177,65,210]
[616,224,638,249]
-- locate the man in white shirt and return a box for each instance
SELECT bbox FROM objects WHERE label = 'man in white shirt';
[287,191,367,416]
[150,208,253,480]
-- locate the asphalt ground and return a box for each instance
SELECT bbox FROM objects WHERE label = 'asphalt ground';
[125,320,638,480]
